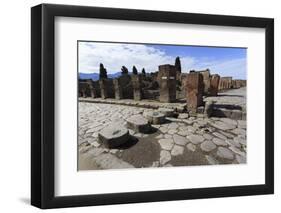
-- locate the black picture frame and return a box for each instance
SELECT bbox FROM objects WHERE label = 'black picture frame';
[31,3,274,209]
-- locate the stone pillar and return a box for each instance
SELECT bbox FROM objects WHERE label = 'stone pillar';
[86,79,101,98]
[99,79,114,99]
[158,64,177,103]
[185,72,204,113]
[199,69,210,94]
[113,75,133,100]
[209,74,220,96]
[131,74,143,101]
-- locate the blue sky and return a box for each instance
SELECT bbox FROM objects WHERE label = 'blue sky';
[79,41,247,79]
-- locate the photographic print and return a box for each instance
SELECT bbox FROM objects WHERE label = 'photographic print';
[78,41,247,170]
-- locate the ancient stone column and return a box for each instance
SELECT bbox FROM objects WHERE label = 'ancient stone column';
[99,79,114,99]
[209,74,220,96]
[131,74,143,101]
[185,72,204,113]
[158,64,177,103]
[199,69,211,94]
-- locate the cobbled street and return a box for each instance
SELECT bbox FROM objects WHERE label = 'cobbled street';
[79,88,247,170]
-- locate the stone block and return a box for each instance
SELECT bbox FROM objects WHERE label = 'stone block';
[99,79,115,99]
[185,72,204,113]
[158,64,177,102]
[209,74,220,96]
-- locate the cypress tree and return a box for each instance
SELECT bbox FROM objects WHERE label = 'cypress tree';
[175,56,181,72]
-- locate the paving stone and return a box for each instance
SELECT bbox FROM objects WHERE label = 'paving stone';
[212,137,228,146]
[159,127,168,133]
[216,147,234,160]
[173,134,188,146]
[203,133,213,140]
[171,145,185,156]
[205,155,219,165]
[187,134,205,144]
[237,120,247,129]
[225,139,241,148]
[232,128,247,136]
[160,150,172,165]
[156,134,164,139]
[212,132,227,140]
[236,154,246,164]
[177,130,189,136]
[229,146,246,157]
[164,134,173,139]
[186,143,196,152]
[234,137,247,146]
[220,118,238,126]
[94,153,134,169]
[168,129,178,135]
[209,120,236,131]
[168,123,179,130]
[158,138,174,151]
[178,113,189,119]
[200,141,217,152]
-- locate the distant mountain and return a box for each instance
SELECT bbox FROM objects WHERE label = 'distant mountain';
[79,72,129,80]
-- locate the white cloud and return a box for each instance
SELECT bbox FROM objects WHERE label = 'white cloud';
[79,42,246,79]
[78,42,195,74]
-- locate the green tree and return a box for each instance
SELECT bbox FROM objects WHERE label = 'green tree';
[121,66,129,75]
[175,56,181,72]
[132,66,138,75]
[141,68,146,75]
[99,63,107,79]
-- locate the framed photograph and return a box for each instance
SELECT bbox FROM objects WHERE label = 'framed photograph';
[31,3,274,209]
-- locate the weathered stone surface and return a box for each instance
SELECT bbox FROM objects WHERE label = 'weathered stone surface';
[144,111,165,124]
[158,107,174,117]
[160,150,172,165]
[212,137,228,146]
[229,146,246,157]
[186,143,196,152]
[158,138,174,151]
[173,134,188,146]
[209,74,220,96]
[203,133,213,140]
[217,147,234,160]
[205,155,219,165]
[199,70,210,94]
[98,124,130,148]
[187,134,205,144]
[127,115,151,133]
[131,74,143,101]
[232,128,247,136]
[171,145,184,156]
[178,113,189,119]
[94,153,134,169]
[212,132,227,140]
[234,137,247,146]
[200,141,217,152]
[209,121,236,131]
[158,64,177,103]
[220,118,238,126]
[237,120,247,129]
[185,72,204,113]
[236,154,246,164]
[99,79,115,99]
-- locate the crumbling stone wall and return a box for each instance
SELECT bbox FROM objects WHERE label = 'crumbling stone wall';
[99,78,115,99]
[113,75,133,99]
[219,77,233,91]
[185,72,204,113]
[209,74,220,96]
[199,69,211,94]
[158,64,177,103]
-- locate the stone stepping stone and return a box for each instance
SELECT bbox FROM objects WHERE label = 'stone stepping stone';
[187,134,205,144]
[203,133,213,140]
[158,107,174,117]
[212,137,228,146]
[200,141,217,152]
[186,143,196,152]
[126,114,151,133]
[98,124,130,148]
[144,111,166,124]
[216,147,234,160]
[231,128,247,136]
[171,145,184,156]
[158,138,174,151]
[160,150,172,165]
[237,120,247,129]
[173,134,188,146]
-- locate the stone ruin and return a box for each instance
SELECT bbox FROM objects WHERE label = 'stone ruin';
[79,57,246,117]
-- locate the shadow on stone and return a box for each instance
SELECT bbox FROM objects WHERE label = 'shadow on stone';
[116,135,139,150]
